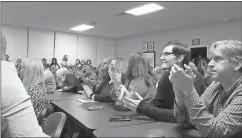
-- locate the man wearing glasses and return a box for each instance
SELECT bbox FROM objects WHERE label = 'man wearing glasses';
[123,40,205,122]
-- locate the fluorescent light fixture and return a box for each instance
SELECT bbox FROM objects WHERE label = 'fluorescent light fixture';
[71,24,94,32]
[125,3,164,16]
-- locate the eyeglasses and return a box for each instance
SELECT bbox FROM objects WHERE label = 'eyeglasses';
[160,52,178,57]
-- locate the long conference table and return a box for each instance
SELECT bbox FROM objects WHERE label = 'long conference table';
[93,122,201,137]
[47,91,201,137]
[47,91,86,101]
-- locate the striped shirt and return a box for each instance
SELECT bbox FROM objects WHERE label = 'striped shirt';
[174,77,242,137]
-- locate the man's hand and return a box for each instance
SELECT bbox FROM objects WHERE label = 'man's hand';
[169,64,196,97]
[108,67,122,83]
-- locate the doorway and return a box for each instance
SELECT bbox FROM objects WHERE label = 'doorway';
[190,45,208,66]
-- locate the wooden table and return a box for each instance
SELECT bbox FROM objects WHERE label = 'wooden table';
[47,91,85,101]
[51,100,154,130]
[93,122,201,137]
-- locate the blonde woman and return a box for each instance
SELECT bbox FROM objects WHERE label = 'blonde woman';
[56,67,80,93]
[19,58,49,121]
[109,57,128,108]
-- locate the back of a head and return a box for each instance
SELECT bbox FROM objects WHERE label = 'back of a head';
[127,52,153,79]
[165,40,191,67]
[21,58,45,89]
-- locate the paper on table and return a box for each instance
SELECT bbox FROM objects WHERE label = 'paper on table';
[55,89,63,92]
[77,90,84,93]
[76,98,97,103]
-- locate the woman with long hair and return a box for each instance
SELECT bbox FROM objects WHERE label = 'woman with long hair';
[19,58,49,122]
[50,58,60,77]
[75,59,81,67]
[110,52,157,105]
[125,52,156,100]
[109,57,128,109]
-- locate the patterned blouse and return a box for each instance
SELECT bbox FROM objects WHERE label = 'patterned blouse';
[27,83,48,118]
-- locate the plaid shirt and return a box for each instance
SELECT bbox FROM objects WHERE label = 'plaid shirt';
[174,76,242,137]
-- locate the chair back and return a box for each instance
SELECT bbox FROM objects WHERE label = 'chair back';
[42,112,66,137]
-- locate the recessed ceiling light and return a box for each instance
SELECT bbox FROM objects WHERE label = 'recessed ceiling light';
[125,3,164,16]
[70,24,94,32]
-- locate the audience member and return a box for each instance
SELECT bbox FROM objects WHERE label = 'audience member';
[200,57,213,87]
[77,64,98,88]
[80,60,85,66]
[75,59,82,67]
[41,58,50,69]
[19,58,49,123]
[111,52,157,106]
[86,59,92,66]
[61,55,69,67]
[1,33,49,137]
[56,67,81,93]
[15,58,22,76]
[5,54,10,61]
[124,52,157,100]
[44,66,56,93]
[121,41,205,122]
[109,57,128,109]
[83,62,113,102]
[171,40,242,137]
[50,57,60,77]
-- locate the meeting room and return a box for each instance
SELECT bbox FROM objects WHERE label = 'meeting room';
[1,1,242,138]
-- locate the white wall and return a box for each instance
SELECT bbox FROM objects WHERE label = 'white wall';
[55,33,78,65]
[77,36,97,66]
[28,29,55,63]
[97,37,115,65]
[115,19,242,66]
[2,26,28,61]
[2,26,115,66]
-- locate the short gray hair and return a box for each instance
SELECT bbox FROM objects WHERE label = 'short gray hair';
[211,40,242,72]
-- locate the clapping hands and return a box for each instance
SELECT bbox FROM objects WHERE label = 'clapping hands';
[169,64,196,97]
[108,66,122,83]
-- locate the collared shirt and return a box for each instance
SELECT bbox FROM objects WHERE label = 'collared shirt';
[174,77,242,137]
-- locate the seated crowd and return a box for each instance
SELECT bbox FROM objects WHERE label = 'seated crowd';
[1,32,242,137]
